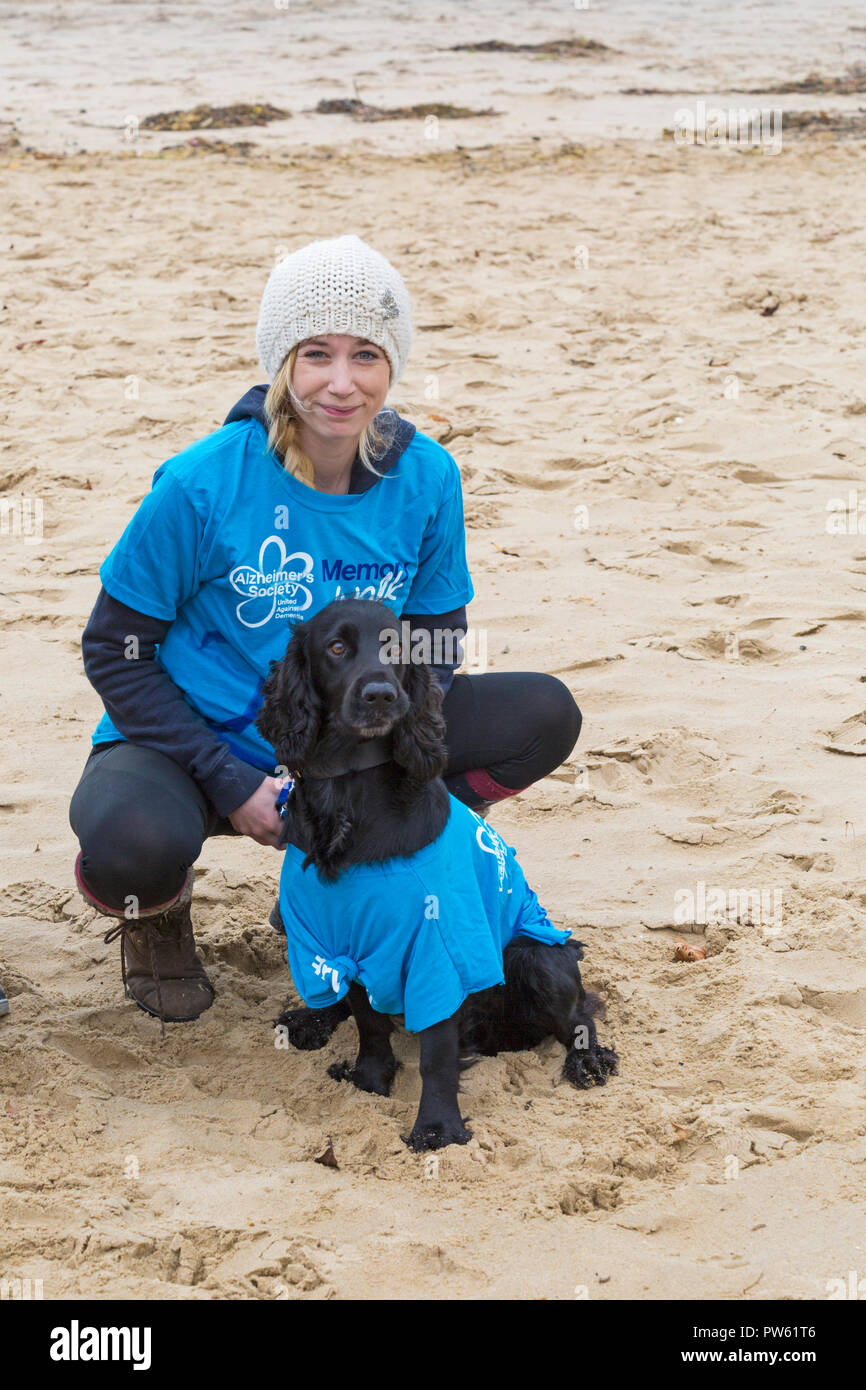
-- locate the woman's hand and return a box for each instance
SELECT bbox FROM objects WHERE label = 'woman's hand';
[229,776,288,848]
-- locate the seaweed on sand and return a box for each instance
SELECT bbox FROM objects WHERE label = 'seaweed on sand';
[754,66,866,95]
[141,103,290,131]
[448,37,609,57]
[315,99,497,121]
[782,109,866,136]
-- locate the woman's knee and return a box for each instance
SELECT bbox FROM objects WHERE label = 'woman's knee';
[75,804,202,912]
[482,673,582,791]
[70,743,209,912]
[527,673,582,764]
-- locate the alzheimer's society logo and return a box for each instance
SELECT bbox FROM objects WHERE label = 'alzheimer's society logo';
[230,536,314,627]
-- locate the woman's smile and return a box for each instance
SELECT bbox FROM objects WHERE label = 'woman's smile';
[318,402,360,418]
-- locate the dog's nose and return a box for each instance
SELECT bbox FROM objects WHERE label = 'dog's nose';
[359,679,398,711]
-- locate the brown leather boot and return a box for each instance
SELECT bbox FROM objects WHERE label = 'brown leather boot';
[75,857,215,1030]
[103,900,215,1027]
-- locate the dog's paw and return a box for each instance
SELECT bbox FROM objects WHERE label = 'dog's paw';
[563,1045,619,1089]
[274,1002,348,1051]
[404,1118,472,1152]
[327,1055,398,1097]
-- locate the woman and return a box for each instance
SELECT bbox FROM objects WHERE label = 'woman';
[69,234,582,1027]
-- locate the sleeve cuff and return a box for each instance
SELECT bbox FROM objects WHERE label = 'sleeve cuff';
[200,756,268,818]
[431,666,457,699]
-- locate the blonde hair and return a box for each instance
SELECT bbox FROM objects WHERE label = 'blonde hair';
[263,347,394,488]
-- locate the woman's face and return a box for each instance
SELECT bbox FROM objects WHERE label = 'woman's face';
[292,334,391,445]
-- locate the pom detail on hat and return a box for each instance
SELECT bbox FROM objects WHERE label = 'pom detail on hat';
[255,234,413,383]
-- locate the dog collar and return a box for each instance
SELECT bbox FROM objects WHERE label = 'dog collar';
[295,733,394,782]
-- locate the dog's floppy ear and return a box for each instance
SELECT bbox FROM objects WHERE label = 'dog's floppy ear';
[392,658,448,783]
[256,620,322,770]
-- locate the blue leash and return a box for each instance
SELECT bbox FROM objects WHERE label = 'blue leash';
[275,778,295,821]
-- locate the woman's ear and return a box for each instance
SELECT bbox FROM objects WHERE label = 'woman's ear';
[256,621,322,770]
[391,658,448,784]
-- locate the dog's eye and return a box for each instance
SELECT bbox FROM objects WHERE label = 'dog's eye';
[327,639,346,656]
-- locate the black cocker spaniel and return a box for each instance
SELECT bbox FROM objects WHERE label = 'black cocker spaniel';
[257,598,617,1152]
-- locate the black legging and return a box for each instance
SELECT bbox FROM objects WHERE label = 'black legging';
[69,670,581,912]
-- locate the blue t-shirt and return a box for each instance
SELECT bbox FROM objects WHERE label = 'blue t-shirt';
[278,795,571,1034]
[92,417,474,769]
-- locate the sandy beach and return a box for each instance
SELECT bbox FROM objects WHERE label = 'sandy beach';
[2,0,866,1301]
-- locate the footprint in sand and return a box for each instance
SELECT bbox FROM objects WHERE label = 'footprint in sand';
[823,710,866,755]
[676,630,781,663]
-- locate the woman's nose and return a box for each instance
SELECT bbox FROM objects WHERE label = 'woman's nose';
[328,361,355,394]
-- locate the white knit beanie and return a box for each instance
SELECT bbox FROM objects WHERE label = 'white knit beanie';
[256,234,413,384]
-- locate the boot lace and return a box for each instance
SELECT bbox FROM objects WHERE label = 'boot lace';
[103,918,167,1039]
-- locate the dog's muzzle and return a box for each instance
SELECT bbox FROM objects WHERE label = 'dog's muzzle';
[345,676,407,736]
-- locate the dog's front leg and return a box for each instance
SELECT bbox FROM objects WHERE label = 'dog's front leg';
[274,998,351,1050]
[328,982,398,1096]
[272,894,352,1049]
[406,1016,471,1152]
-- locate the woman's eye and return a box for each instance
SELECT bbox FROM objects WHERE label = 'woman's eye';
[327,640,346,656]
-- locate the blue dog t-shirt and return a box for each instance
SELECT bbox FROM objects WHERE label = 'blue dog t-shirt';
[278,795,571,1034]
[91,415,474,770]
